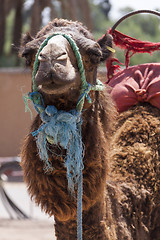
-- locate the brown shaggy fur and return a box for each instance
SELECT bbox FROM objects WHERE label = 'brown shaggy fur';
[20,18,116,239]
[106,103,160,240]
[21,91,115,221]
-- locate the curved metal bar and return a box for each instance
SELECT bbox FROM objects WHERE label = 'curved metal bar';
[112,10,160,32]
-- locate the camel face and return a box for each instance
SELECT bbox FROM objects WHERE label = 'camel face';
[35,35,81,95]
[20,19,114,107]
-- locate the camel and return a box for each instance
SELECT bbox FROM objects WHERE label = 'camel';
[20,18,116,240]
[20,16,160,240]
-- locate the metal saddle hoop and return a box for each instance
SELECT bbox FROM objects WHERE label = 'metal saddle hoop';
[111,9,160,32]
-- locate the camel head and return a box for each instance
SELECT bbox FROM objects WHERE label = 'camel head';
[20,19,113,100]
[32,34,81,95]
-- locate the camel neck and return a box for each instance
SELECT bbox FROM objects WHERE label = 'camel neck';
[54,199,107,240]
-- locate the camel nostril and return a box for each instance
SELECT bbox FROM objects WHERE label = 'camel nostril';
[56,52,67,61]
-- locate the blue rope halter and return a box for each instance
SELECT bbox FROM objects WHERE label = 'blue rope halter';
[24,33,104,240]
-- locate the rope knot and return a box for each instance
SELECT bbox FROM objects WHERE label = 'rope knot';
[32,103,84,191]
[76,80,104,111]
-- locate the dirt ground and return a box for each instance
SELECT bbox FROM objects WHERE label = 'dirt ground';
[0,219,56,240]
[0,182,57,239]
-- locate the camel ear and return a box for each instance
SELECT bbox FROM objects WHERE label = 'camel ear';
[21,32,34,47]
[97,33,114,62]
[85,41,103,64]
[20,33,40,66]
[74,36,102,64]
[19,33,35,66]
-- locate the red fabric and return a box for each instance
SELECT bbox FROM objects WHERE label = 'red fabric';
[108,28,160,68]
[107,63,160,112]
[106,57,122,81]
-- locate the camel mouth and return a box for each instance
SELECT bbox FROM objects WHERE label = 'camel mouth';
[38,80,76,94]
[36,72,79,95]
[35,71,75,85]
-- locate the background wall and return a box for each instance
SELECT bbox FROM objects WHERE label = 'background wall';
[0,69,36,157]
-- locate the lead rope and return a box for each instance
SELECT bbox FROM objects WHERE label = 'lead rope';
[24,33,104,240]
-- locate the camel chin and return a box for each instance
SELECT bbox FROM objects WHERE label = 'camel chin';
[37,79,79,95]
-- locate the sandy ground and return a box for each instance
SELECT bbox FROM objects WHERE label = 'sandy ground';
[0,219,56,240]
[0,182,57,240]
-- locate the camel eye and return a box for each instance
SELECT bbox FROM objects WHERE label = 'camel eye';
[56,52,67,61]
[38,53,48,61]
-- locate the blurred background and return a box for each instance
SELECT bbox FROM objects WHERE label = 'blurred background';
[0,0,160,68]
[0,1,160,238]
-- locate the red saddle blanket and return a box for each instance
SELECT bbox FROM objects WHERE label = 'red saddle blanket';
[107,63,160,112]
